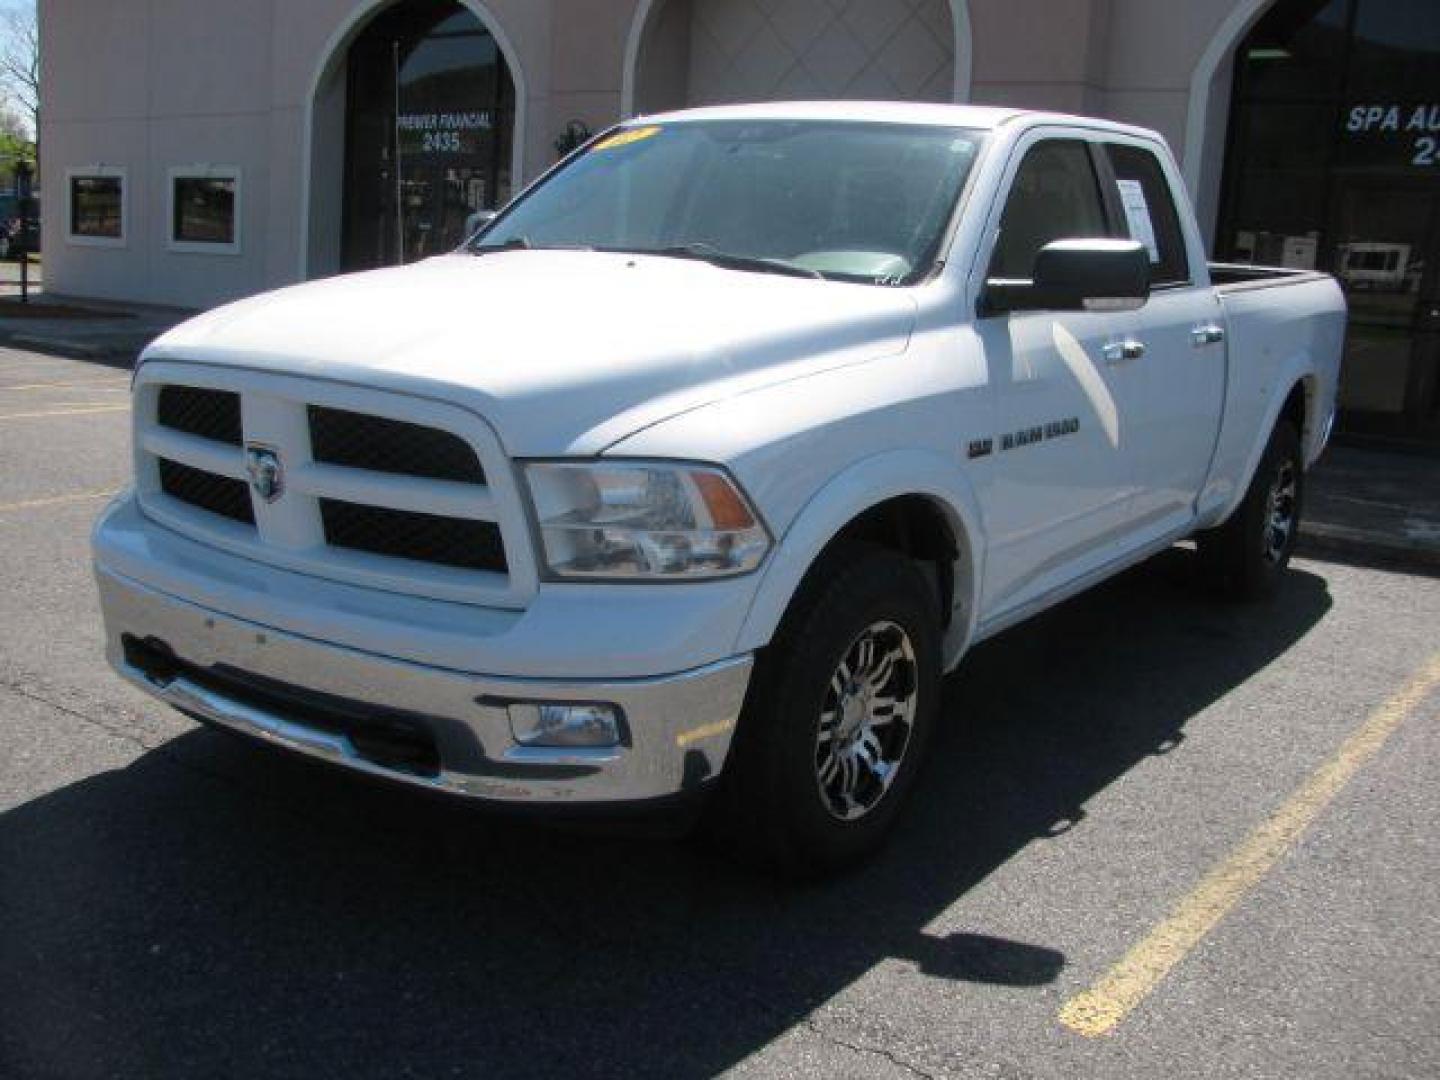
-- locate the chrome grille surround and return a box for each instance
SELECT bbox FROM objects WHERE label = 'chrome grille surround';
[132,361,538,609]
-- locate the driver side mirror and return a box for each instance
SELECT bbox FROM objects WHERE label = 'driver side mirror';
[981,239,1150,316]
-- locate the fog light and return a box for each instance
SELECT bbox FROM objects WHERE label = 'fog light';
[508,702,623,748]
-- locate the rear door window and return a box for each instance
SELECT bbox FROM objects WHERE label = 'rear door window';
[1103,143,1191,286]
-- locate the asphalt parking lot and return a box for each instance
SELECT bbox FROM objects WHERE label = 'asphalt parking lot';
[1,344,1438,1080]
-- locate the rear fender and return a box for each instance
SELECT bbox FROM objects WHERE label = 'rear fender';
[1212,355,1318,527]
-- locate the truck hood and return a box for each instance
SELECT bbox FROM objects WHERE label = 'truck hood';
[146,251,917,456]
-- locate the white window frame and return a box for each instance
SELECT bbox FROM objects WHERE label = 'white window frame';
[65,166,128,248]
[167,165,242,255]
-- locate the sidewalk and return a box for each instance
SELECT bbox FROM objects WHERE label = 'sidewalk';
[0,257,44,290]
[0,290,192,364]
[1300,444,1440,572]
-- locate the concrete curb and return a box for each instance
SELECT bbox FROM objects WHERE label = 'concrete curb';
[0,331,139,362]
[1298,521,1440,572]
[1,292,192,365]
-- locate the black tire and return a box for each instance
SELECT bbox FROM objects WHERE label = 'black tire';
[1197,420,1304,600]
[707,542,943,878]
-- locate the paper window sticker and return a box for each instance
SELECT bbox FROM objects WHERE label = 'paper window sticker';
[594,126,661,152]
[1116,178,1160,264]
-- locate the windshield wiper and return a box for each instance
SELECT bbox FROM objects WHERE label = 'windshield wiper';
[471,236,531,253]
[470,237,595,254]
[628,243,823,280]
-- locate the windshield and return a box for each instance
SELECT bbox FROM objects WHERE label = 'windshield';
[472,120,986,285]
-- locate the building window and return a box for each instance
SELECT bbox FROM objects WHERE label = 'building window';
[66,168,126,246]
[168,167,241,254]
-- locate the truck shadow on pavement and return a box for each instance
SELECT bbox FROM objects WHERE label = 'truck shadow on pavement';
[0,550,1332,1079]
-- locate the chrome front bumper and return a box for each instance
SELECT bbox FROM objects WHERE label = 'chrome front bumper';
[96,567,752,805]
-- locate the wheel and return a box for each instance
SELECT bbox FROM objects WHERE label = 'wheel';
[708,543,942,877]
[1197,420,1304,600]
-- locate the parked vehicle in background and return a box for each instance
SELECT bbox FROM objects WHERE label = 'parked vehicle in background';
[1337,242,1412,292]
[93,103,1346,875]
[0,215,39,260]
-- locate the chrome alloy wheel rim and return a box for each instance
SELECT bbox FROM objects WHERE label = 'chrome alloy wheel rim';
[1264,460,1298,564]
[813,620,919,822]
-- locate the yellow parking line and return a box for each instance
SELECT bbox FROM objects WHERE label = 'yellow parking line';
[0,404,129,421]
[1059,651,1440,1038]
[0,488,119,514]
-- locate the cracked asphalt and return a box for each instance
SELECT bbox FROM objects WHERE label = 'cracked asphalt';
[2,345,1439,1079]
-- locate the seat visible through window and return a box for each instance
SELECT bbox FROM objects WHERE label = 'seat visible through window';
[990,140,1113,279]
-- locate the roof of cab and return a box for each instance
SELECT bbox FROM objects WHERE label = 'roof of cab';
[635,100,1023,129]
[629,100,1165,144]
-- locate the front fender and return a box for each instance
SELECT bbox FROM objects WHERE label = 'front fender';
[733,449,986,670]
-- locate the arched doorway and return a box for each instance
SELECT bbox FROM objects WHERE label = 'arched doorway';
[624,0,968,117]
[340,0,516,271]
[302,0,522,279]
[1217,0,1440,446]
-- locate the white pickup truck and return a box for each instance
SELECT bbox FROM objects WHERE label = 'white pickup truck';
[94,103,1345,874]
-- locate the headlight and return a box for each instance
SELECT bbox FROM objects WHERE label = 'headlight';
[524,462,770,580]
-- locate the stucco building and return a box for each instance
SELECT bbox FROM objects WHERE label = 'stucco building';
[38,0,1440,446]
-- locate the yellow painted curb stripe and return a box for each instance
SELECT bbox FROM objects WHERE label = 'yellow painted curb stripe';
[0,488,120,514]
[1059,650,1440,1038]
[0,404,129,421]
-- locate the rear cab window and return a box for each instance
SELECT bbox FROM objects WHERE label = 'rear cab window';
[1102,143,1191,287]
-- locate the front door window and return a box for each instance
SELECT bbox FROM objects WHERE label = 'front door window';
[342,0,515,272]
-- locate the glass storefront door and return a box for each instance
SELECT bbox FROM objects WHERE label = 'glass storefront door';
[1219,0,1440,447]
[342,0,515,272]
[1332,179,1440,438]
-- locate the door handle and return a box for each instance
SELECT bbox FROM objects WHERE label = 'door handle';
[1191,324,1226,347]
[1103,339,1146,364]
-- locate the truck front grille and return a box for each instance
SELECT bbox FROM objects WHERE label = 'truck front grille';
[319,499,505,572]
[134,371,534,608]
[157,386,243,445]
[309,405,486,484]
[158,458,255,525]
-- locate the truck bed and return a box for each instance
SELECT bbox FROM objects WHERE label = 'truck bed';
[1209,262,1330,292]
[1203,268,1347,517]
